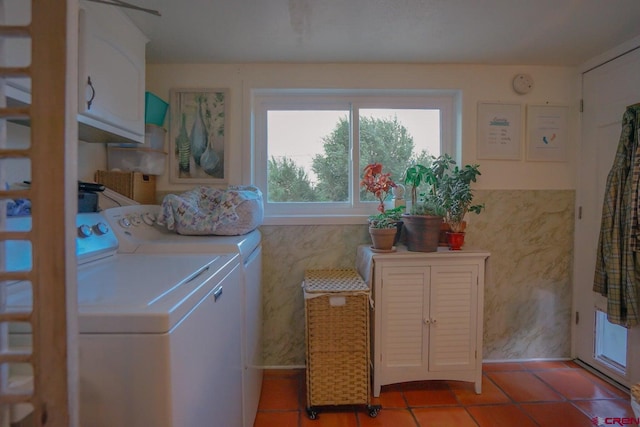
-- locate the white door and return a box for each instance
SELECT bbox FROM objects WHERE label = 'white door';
[574,46,640,387]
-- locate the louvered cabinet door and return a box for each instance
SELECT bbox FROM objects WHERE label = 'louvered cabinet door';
[428,264,478,372]
[378,265,430,388]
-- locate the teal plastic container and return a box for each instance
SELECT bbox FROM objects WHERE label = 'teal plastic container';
[145,92,168,126]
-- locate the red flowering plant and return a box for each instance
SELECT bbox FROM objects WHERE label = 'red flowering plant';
[360,163,397,214]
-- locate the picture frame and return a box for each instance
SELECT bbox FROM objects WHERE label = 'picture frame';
[476,102,522,160]
[526,105,568,162]
[169,88,229,183]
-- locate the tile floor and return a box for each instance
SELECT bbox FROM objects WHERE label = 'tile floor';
[254,361,636,427]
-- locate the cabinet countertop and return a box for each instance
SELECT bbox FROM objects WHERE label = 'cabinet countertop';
[356,244,490,286]
[359,244,490,257]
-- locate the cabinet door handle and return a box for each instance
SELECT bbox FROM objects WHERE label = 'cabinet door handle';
[86,76,96,110]
[431,318,437,324]
[423,318,430,325]
[185,265,210,283]
[213,286,223,302]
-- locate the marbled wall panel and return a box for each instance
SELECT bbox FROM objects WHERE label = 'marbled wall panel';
[260,190,575,366]
[260,224,370,366]
[467,190,575,360]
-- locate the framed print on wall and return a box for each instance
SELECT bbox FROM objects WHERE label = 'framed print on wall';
[526,105,568,162]
[476,102,522,160]
[169,88,229,183]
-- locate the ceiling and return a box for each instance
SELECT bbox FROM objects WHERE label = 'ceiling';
[117,0,640,66]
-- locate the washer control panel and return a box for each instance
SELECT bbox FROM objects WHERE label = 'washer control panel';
[115,211,157,229]
[100,205,167,253]
[76,212,119,262]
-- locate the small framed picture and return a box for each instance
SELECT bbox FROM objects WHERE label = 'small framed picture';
[476,102,522,160]
[169,88,229,183]
[526,105,569,162]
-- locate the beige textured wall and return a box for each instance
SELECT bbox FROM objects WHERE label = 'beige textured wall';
[260,189,575,366]
[146,63,579,193]
[143,62,579,365]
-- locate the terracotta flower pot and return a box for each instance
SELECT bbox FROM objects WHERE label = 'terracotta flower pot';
[369,227,397,250]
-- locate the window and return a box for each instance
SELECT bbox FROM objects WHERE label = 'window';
[594,310,627,373]
[252,89,458,223]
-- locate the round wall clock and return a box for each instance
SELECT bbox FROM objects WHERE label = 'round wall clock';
[512,73,534,95]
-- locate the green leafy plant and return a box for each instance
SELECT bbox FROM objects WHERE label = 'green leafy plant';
[402,155,453,216]
[433,155,484,232]
[368,205,406,229]
[403,154,484,229]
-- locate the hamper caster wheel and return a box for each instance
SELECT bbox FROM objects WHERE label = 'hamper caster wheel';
[306,407,318,420]
[367,405,381,417]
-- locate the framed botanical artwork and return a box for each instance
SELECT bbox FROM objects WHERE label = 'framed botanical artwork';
[526,105,569,162]
[476,102,522,160]
[169,88,229,183]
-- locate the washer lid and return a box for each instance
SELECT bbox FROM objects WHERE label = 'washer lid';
[128,229,261,260]
[101,205,261,257]
[8,253,240,334]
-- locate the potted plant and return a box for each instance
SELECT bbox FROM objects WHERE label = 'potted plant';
[401,156,450,252]
[361,163,397,213]
[361,163,400,250]
[368,206,406,249]
[434,157,484,250]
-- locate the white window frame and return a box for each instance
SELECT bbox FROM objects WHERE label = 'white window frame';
[252,89,459,225]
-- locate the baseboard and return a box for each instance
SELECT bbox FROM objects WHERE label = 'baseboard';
[261,359,630,395]
[261,365,306,370]
[482,357,572,363]
[263,359,574,370]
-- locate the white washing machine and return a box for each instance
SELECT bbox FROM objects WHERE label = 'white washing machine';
[5,213,244,427]
[101,204,263,427]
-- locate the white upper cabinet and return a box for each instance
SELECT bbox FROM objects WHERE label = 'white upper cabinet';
[77,0,148,143]
[3,0,148,143]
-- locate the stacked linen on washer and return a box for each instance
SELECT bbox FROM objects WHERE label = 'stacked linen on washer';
[158,185,264,235]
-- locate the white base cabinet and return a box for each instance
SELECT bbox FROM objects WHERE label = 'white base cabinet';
[357,246,489,397]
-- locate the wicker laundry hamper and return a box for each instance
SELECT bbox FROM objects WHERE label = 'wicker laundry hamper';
[632,383,640,418]
[303,269,380,419]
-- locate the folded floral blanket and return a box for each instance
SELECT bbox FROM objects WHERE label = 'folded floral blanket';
[158,185,264,235]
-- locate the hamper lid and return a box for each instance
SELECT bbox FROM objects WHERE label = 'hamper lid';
[304,269,368,293]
